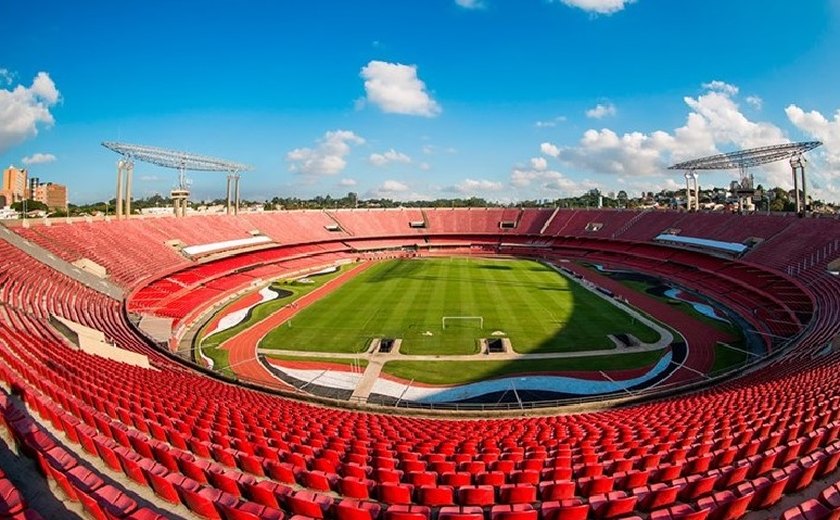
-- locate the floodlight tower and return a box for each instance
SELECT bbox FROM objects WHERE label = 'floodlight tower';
[789,154,808,213]
[102,142,250,218]
[735,164,755,212]
[171,161,190,218]
[684,172,700,211]
[669,141,822,214]
[114,158,134,219]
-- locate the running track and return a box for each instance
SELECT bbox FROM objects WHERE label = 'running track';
[564,262,737,384]
[220,261,377,387]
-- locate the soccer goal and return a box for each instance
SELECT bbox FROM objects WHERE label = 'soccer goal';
[442,316,484,330]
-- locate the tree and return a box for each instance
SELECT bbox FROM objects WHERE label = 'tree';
[12,199,48,212]
[617,190,628,207]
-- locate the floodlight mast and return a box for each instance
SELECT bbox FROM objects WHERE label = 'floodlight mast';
[101,142,250,218]
[668,142,822,213]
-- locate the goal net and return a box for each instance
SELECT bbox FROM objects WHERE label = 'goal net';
[442,316,484,330]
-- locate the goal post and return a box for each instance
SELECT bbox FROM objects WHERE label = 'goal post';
[442,316,484,330]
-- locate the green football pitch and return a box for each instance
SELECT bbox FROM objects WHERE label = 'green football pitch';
[259,257,660,355]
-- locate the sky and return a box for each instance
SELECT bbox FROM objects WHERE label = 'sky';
[2,0,840,204]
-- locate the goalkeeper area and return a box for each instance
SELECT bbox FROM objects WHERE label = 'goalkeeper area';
[259,257,660,356]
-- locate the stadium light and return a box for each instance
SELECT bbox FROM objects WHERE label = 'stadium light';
[102,141,251,218]
[669,141,822,213]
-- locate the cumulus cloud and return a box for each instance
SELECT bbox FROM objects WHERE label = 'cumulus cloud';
[702,80,739,96]
[338,178,358,187]
[553,0,635,15]
[360,60,441,117]
[0,69,13,85]
[746,96,763,110]
[586,102,616,119]
[786,105,840,200]
[455,0,484,8]
[530,157,548,171]
[366,179,418,199]
[786,106,840,166]
[547,82,789,185]
[540,142,561,158]
[446,178,504,195]
[380,179,409,192]
[0,72,61,154]
[286,130,365,176]
[369,148,411,167]
[21,152,56,165]
[510,165,599,195]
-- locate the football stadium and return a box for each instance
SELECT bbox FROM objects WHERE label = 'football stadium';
[1,202,839,519]
[2,1,840,519]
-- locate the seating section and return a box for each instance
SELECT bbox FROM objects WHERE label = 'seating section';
[328,209,427,236]
[0,210,839,520]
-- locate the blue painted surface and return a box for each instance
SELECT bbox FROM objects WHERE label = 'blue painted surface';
[664,288,730,323]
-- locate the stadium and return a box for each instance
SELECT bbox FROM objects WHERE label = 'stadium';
[3,1,840,519]
[0,194,839,519]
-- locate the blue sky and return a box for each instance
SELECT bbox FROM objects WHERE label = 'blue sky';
[2,0,840,204]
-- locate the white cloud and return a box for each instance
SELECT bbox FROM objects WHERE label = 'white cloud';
[338,178,358,187]
[447,178,504,194]
[530,157,548,171]
[746,95,763,110]
[455,0,484,8]
[510,165,599,195]
[369,148,411,167]
[0,69,13,85]
[419,162,431,171]
[586,102,617,119]
[286,130,365,176]
[702,80,739,96]
[360,60,441,117]
[554,0,635,15]
[380,179,409,193]
[552,82,789,183]
[785,106,840,166]
[786,105,840,200]
[540,142,560,158]
[0,72,61,154]
[535,116,567,128]
[21,152,56,165]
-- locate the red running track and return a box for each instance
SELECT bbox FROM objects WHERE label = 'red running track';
[563,262,737,384]
[220,261,377,387]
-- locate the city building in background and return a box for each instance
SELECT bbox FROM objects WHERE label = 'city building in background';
[1,166,29,207]
[34,182,68,211]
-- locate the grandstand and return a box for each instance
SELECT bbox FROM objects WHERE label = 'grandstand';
[0,208,839,519]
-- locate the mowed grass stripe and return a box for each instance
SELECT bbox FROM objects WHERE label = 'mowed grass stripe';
[259,258,660,355]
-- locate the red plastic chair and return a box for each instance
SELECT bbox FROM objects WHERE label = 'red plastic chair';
[438,506,485,520]
[417,485,455,507]
[540,499,590,520]
[457,485,495,507]
[385,504,431,520]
